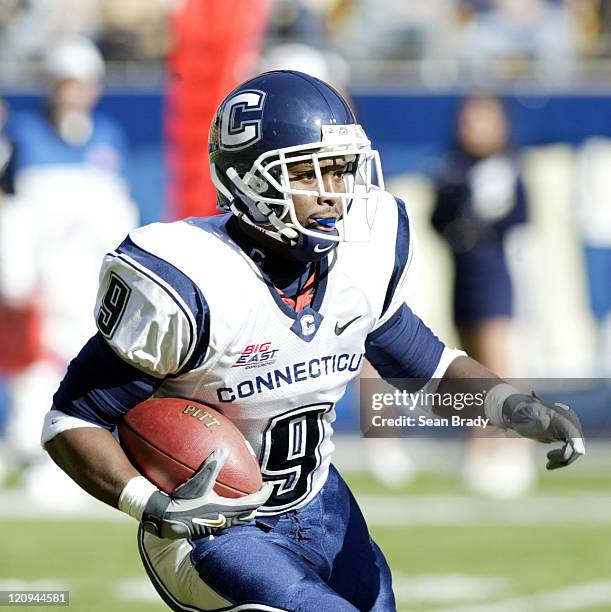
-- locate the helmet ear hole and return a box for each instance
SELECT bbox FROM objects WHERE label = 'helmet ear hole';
[232,190,269,225]
[244,172,268,194]
[229,167,287,223]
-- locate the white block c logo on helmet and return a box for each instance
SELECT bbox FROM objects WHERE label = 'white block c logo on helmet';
[219,90,266,150]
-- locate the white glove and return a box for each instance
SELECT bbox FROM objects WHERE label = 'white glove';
[141,447,272,539]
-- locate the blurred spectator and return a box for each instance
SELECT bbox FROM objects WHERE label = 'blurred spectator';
[0,0,100,64]
[456,0,578,80]
[568,0,602,58]
[96,0,169,61]
[0,0,169,84]
[265,0,330,48]
[0,0,606,88]
[432,95,535,498]
[0,36,138,504]
[330,0,459,63]
[598,0,611,54]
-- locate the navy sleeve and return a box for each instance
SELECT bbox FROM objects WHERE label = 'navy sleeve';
[365,303,445,380]
[53,333,163,429]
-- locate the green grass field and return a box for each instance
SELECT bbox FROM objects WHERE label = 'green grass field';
[1,468,610,611]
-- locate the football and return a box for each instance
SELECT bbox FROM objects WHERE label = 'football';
[118,397,262,497]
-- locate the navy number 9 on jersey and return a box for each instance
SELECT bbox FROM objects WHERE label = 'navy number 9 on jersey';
[259,403,332,513]
[97,273,131,338]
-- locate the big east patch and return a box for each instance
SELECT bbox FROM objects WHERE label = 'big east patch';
[232,342,279,369]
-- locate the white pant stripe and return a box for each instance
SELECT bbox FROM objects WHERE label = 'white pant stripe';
[138,528,288,612]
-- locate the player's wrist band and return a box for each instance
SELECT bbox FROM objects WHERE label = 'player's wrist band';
[118,476,159,521]
[484,383,521,428]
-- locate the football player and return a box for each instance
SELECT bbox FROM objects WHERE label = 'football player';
[43,71,584,611]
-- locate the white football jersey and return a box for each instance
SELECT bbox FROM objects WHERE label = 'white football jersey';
[94,190,416,514]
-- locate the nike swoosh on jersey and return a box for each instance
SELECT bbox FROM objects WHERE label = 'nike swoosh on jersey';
[313,243,334,253]
[334,315,362,335]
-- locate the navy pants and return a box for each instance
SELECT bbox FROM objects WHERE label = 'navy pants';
[140,465,396,611]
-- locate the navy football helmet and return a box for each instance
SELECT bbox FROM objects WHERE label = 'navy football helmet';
[209,70,383,258]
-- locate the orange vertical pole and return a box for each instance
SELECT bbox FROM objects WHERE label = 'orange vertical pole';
[166,0,270,219]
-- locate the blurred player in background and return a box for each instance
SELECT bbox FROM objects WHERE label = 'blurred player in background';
[433,96,526,372]
[432,95,535,498]
[43,71,583,611]
[0,36,138,503]
[0,97,15,480]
